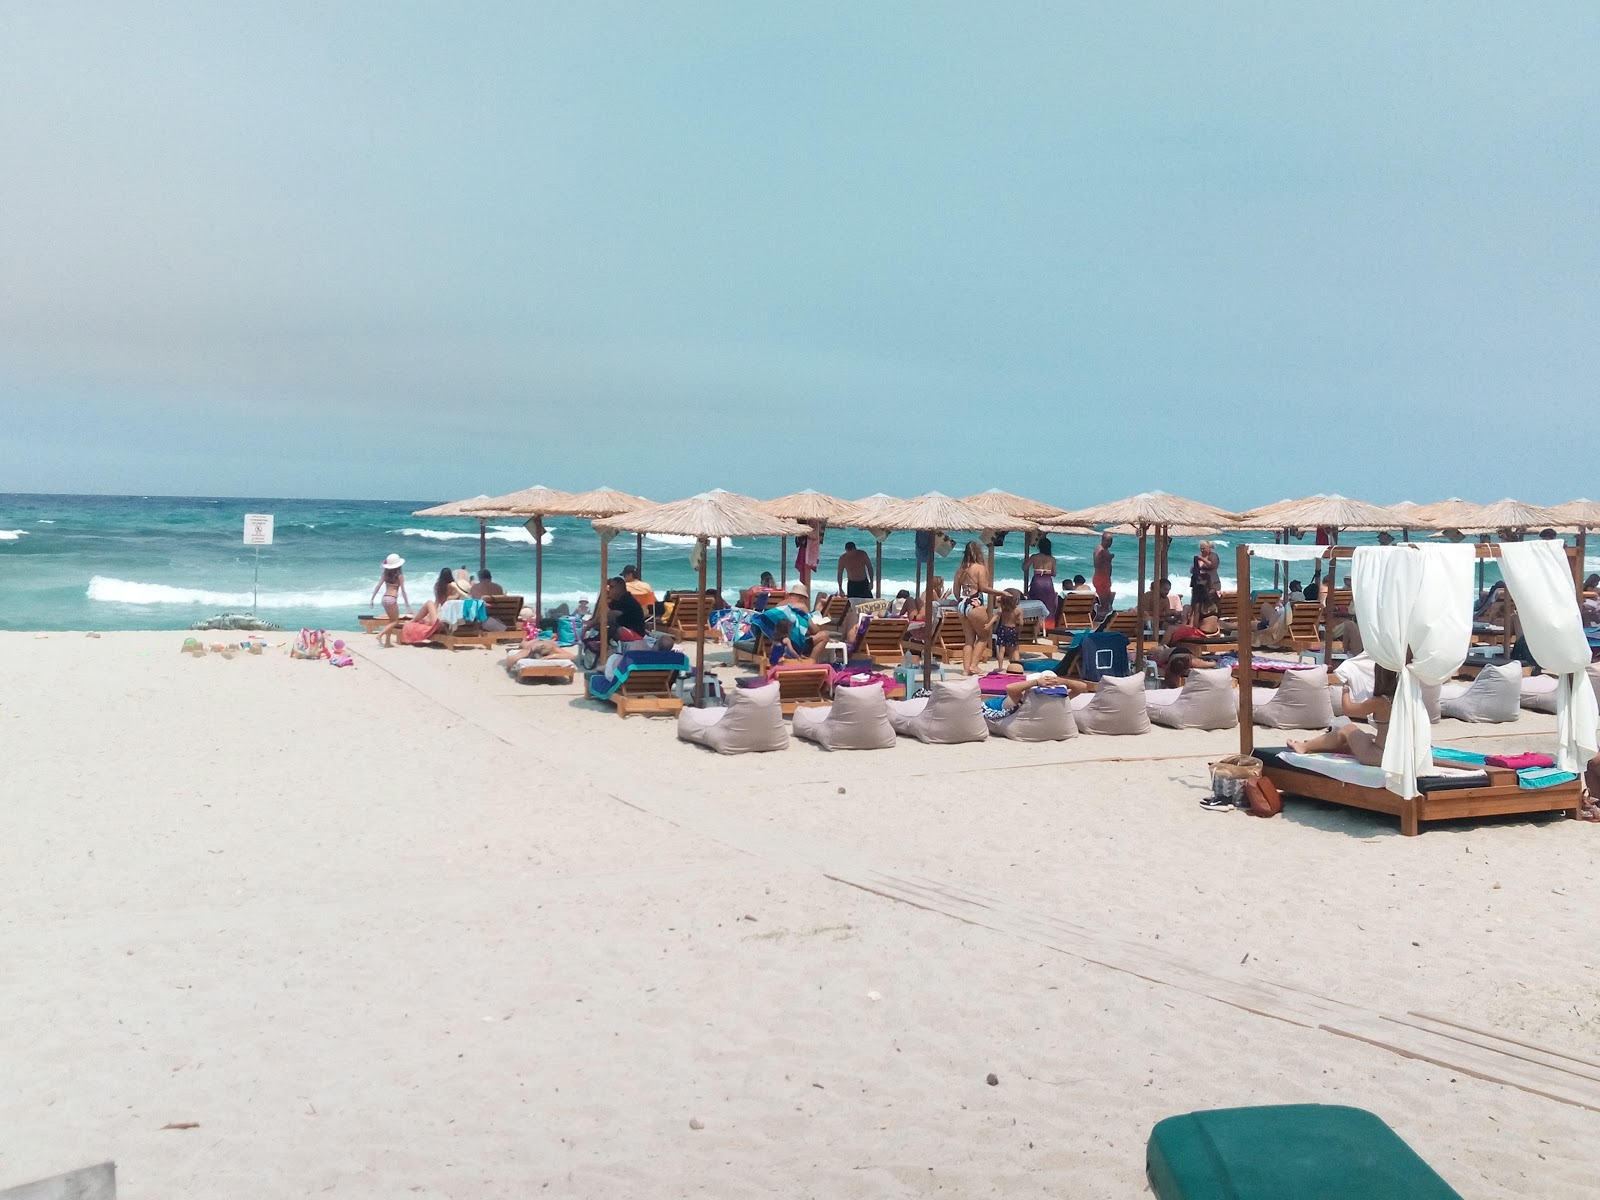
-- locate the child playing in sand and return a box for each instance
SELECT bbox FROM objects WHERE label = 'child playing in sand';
[992,589,1023,673]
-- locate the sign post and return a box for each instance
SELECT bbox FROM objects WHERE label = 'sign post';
[243,513,274,613]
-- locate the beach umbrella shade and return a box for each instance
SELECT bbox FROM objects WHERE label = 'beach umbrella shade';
[411,494,506,574]
[960,490,1075,589]
[595,494,806,706]
[540,487,654,637]
[475,484,581,620]
[850,493,905,598]
[755,490,867,592]
[1550,500,1600,588]
[1236,494,1432,532]
[857,493,1039,688]
[1045,493,1240,668]
[1443,497,1570,535]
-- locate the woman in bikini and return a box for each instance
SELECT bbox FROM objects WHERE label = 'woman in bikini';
[370,554,410,640]
[1023,536,1059,623]
[1092,533,1115,619]
[1287,664,1397,766]
[953,541,997,676]
[390,568,454,646]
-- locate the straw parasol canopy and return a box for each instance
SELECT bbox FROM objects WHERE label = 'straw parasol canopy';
[556,486,651,518]
[1548,499,1600,529]
[703,488,758,506]
[1106,523,1226,537]
[862,492,1039,534]
[1449,498,1569,532]
[1044,491,1238,531]
[1409,498,1484,529]
[1235,494,1429,531]
[753,489,863,523]
[597,494,807,708]
[959,489,1066,522]
[477,483,576,516]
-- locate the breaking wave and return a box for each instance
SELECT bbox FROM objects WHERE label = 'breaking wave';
[0,529,29,540]
[394,525,551,545]
[87,576,365,609]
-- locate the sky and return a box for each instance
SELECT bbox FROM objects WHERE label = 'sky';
[1,2,1596,508]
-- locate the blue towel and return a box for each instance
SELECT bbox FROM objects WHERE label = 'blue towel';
[1432,746,1488,766]
[1516,767,1579,790]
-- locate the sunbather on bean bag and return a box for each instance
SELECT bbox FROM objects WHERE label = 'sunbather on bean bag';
[987,676,1080,741]
[886,675,989,744]
[792,683,896,751]
[1070,672,1152,735]
[1251,667,1336,730]
[1438,661,1523,723]
[678,680,788,754]
[1146,666,1238,730]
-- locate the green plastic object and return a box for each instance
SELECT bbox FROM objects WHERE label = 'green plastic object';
[1147,1104,1463,1199]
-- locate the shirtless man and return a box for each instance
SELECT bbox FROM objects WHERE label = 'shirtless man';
[836,541,874,600]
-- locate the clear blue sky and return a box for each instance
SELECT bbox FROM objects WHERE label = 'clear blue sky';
[2,3,1595,507]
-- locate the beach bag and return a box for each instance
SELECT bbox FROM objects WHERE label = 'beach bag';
[1245,776,1282,818]
[291,628,328,659]
[556,616,578,647]
[1208,754,1262,806]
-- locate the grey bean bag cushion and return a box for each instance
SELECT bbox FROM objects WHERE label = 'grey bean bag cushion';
[792,682,897,751]
[1070,673,1151,735]
[1438,661,1523,723]
[1146,666,1238,730]
[988,688,1078,741]
[886,675,989,744]
[1520,664,1600,715]
[677,680,788,754]
[1251,667,1337,730]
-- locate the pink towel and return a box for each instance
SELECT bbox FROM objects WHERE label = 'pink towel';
[1485,752,1555,770]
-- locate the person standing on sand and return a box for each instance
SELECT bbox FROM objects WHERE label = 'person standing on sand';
[953,541,997,676]
[836,541,874,600]
[370,554,409,640]
[1092,533,1115,618]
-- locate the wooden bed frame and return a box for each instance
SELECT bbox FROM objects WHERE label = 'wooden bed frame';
[1263,759,1581,837]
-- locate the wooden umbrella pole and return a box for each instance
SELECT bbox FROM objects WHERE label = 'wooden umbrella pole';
[922,528,935,692]
[1236,544,1254,754]
[780,537,787,589]
[1135,525,1148,669]
[695,539,708,707]
[1574,528,1587,592]
[716,538,723,599]
[875,539,883,599]
[478,519,488,575]
[534,517,544,623]
[596,534,609,668]
[1021,531,1033,591]
[635,533,643,574]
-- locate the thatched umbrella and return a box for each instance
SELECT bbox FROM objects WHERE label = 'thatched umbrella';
[475,484,578,620]
[546,487,652,629]
[1046,493,1238,667]
[755,490,865,592]
[411,495,505,574]
[1447,497,1569,535]
[850,493,903,598]
[862,493,1038,688]
[1550,500,1600,589]
[960,490,1073,589]
[596,495,806,706]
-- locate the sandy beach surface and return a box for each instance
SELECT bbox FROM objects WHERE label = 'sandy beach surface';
[3,630,1597,1198]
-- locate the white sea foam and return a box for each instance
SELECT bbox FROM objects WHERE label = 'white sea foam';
[37,519,54,524]
[394,525,552,545]
[87,576,366,609]
[0,529,29,540]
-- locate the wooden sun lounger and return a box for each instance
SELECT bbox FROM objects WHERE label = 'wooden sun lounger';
[819,593,851,622]
[772,666,832,715]
[732,632,773,671]
[608,670,686,718]
[1260,749,1582,836]
[482,594,526,644]
[920,612,966,663]
[858,617,910,666]
[1285,602,1324,654]
[357,613,405,634]
[428,623,496,651]
[664,592,714,641]
[1053,594,1097,638]
[512,658,577,685]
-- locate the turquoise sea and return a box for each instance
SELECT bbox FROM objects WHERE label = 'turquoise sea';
[0,494,1549,633]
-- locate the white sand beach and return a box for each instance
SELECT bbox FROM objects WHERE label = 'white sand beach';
[3,631,1598,1197]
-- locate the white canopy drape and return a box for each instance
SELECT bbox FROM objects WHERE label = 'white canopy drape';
[1352,544,1476,798]
[1497,540,1599,772]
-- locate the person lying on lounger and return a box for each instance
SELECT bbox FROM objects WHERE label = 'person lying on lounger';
[1286,665,1397,766]
[503,636,579,672]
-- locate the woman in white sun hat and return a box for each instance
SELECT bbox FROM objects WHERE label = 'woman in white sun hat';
[370,553,410,633]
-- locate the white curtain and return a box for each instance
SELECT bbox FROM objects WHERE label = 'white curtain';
[1497,540,1599,772]
[1243,543,1329,562]
[1351,544,1475,797]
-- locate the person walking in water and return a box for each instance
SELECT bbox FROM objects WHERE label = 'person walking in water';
[836,541,874,600]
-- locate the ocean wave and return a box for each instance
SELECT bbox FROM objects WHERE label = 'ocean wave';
[394,525,552,545]
[87,576,367,609]
[0,529,29,540]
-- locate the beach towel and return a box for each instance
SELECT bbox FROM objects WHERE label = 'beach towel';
[1432,745,1576,789]
[1485,752,1555,770]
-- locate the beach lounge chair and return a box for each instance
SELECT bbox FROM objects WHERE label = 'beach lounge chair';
[511,655,576,685]
[1251,667,1336,729]
[791,683,896,751]
[1070,673,1151,735]
[987,688,1077,741]
[731,631,773,671]
[1438,661,1523,723]
[1146,666,1238,730]
[856,617,910,666]
[1102,608,1142,639]
[588,650,692,718]
[886,676,989,744]
[677,680,788,754]
[919,612,966,663]
[819,593,850,622]
[482,594,526,644]
[1147,1104,1464,1199]
[1285,602,1324,654]
[769,664,832,715]
[1258,746,1582,835]
[357,612,407,634]
[663,592,714,641]
[1053,593,1097,637]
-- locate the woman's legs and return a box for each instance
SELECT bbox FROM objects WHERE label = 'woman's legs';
[1287,726,1355,756]
[962,605,990,673]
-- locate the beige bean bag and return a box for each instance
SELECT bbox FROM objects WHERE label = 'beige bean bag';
[792,682,896,751]
[1251,668,1336,729]
[988,689,1078,741]
[1146,666,1238,730]
[1438,661,1523,723]
[677,680,789,754]
[1335,653,1440,722]
[886,675,989,744]
[1070,673,1151,735]
[1520,664,1600,715]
